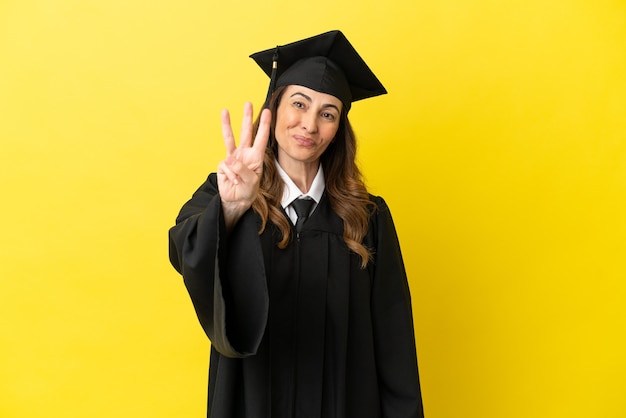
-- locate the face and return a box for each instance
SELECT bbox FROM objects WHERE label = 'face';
[273,85,343,169]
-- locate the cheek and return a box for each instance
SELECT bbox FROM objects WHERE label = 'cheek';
[322,124,340,141]
[276,108,297,130]
[274,113,295,145]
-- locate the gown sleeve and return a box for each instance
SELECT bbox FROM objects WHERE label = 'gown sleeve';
[168,173,269,358]
[370,196,425,418]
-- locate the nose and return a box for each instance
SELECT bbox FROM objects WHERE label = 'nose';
[301,111,318,133]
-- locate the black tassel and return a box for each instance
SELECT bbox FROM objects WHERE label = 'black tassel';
[263,48,279,108]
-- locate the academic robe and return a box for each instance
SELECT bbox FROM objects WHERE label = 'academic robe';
[168,173,424,418]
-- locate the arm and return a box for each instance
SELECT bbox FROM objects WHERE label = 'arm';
[370,197,425,418]
[168,103,272,358]
[168,174,268,358]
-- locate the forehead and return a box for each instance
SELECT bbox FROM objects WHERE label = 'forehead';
[284,85,343,109]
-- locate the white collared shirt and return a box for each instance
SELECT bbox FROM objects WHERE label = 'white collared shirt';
[276,160,326,225]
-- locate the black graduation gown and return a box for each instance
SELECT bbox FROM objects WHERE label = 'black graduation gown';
[168,173,424,418]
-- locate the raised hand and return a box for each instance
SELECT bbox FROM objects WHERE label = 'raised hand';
[217,102,271,230]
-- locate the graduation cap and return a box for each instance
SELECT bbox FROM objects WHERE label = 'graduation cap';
[250,30,387,112]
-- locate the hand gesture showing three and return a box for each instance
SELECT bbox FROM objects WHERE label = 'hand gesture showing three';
[217,102,271,228]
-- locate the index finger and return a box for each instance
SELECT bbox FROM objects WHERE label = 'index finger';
[221,109,236,155]
[238,102,254,149]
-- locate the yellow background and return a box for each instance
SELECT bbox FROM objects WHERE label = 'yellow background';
[1,0,625,417]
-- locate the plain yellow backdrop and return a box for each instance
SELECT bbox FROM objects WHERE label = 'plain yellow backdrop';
[1,0,625,417]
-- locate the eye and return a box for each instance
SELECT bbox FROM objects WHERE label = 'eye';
[292,100,305,109]
[321,111,337,121]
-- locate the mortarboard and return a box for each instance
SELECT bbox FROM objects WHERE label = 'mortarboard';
[250,30,387,112]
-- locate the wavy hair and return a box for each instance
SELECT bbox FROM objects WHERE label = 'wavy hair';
[251,86,376,268]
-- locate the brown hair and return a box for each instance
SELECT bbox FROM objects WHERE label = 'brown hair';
[251,86,375,268]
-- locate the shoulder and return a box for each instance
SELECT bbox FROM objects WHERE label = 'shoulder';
[174,173,220,223]
[365,194,401,239]
[206,172,219,189]
[364,194,395,242]
[368,194,391,216]
[186,172,218,197]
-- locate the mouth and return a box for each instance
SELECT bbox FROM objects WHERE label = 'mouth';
[293,135,315,147]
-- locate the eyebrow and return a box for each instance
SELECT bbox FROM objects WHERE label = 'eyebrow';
[290,92,341,113]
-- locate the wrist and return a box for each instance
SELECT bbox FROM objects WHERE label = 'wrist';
[220,199,252,232]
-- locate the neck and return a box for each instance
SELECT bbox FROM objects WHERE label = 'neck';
[278,159,319,194]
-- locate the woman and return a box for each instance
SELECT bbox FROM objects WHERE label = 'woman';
[169,30,424,418]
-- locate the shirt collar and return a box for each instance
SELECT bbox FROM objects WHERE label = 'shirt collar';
[276,160,326,209]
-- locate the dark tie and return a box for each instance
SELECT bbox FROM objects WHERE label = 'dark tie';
[292,198,315,233]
